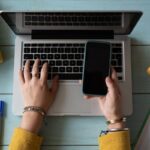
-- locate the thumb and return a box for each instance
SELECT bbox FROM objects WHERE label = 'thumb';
[105,77,115,94]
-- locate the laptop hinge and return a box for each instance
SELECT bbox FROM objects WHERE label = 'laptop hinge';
[32,30,114,39]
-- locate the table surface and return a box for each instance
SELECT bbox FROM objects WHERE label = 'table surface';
[0,0,150,149]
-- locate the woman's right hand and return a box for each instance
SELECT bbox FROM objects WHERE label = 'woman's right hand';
[84,69,124,129]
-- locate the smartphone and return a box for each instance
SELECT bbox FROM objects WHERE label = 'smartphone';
[83,41,111,96]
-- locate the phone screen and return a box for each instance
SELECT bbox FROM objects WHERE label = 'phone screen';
[83,41,111,95]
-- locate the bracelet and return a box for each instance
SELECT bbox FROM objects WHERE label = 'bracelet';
[23,106,46,117]
[108,128,129,132]
[106,117,126,125]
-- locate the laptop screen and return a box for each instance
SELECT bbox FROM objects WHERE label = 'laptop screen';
[0,11,142,36]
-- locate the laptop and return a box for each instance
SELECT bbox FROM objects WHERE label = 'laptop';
[0,11,142,116]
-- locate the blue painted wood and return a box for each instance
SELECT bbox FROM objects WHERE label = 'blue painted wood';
[0,95,106,146]
[0,0,150,149]
[127,95,150,146]
[0,46,14,94]
[0,0,150,45]
[1,94,150,147]
[132,46,150,93]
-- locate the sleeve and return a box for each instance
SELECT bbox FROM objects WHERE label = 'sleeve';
[98,130,131,150]
[9,128,43,150]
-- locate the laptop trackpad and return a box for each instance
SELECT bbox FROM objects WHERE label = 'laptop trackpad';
[49,84,92,115]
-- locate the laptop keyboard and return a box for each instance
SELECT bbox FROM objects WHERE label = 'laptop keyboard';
[23,42,123,81]
[24,12,122,27]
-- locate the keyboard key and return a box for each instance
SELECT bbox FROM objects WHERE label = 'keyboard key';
[52,67,59,72]
[118,76,122,80]
[68,54,74,59]
[59,67,65,72]
[75,54,81,59]
[71,48,78,53]
[31,44,37,47]
[61,54,67,59]
[24,54,33,59]
[65,48,71,53]
[41,54,47,59]
[66,67,72,72]
[34,54,40,59]
[25,16,31,21]
[77,61,83,66]
[49,61,55,66]
[31,48,37,53]
[24,44,31,47]
[114,67,122,73]
[78,48,84,53]
[63,60,69,66]
[112,48,122,53]
[116,54,122,60]
[48,54,53,59]
[24,48,30,53]
[58,48,64,53]
[55,54,60,59]
[56,61,62,66]
[111,60,117,66]
[70,60,76,66]
[73,67,80,72]
[58,73,82,80]
[45,48,50,53]
[38,48,44,53]
[51,48,57,53]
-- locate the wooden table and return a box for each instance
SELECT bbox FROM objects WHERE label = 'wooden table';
[0,0,150,149]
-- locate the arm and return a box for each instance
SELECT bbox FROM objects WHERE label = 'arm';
[9,59,59,150]
[84,69,131,150]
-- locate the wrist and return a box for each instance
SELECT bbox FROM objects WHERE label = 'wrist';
[20,111,43,133]
[107,122,126,130]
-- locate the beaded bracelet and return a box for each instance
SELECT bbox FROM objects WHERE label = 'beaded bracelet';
[23,106,46,117]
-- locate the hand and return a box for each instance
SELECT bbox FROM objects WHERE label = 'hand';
[19,59,59,133]
[19,59,59,113]
[84,69,124,129]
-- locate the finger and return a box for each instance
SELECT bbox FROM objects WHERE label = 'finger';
[40,62,48,84]
[32,59,40,78]
[24,60,31,82]
[50,75,59,96]
[111,68,118,82]
[83,95,93,99]
[19,69,25,85]
[105,76,116,95]
[111,68,121,93]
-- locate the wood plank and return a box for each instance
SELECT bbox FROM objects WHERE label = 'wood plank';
[127,94,150,147]
[1,94,150,146]
[0,0,150,45]
[0,146,98,150]
[0,46,14,94]
[132,46,150,93]
[0,17,15,46]
[0,95,106,146]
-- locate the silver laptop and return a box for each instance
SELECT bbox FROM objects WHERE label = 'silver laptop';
[0,11,142,116]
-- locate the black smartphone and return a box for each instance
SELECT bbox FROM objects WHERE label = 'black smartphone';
[83,41,111,96]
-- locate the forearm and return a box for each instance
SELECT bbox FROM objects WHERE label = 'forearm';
[20,112,44,133]
[9,112,44,150]
[99,122,131,150]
